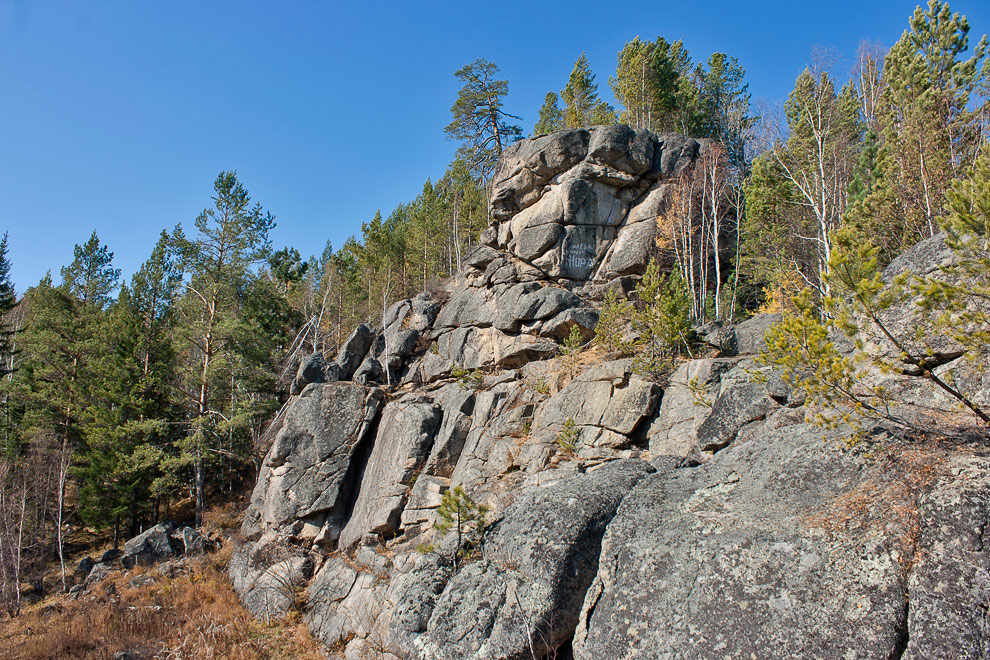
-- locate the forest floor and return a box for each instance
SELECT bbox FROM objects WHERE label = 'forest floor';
[0,498,326,660]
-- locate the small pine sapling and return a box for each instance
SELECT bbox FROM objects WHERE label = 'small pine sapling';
[595,288,633,355]
[556,417,579,454]
[559,325,585,379]
[632,263,695,378]
[422,486,489,568]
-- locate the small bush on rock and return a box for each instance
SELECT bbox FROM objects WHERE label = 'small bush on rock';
[420,486,489,568]
[556,417,579,455]
[559,325,585,379]
[632,263,695,379]
[595,288,634,355]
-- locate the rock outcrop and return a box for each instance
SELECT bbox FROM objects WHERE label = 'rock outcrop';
[229,127,990,659]
[490,126,703,282]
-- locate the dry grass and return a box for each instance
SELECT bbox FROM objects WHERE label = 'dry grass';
[0,544,325,660]
[804,438,949,574]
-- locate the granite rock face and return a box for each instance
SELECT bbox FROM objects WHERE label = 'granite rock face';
[229,537,314,621]
[416,459,655,660]
[573,417,908,660]
[229,129,990,660]
[902,451,990,660]
[338,399,443,550]
[240,382,383,542]
[490,126,705,282]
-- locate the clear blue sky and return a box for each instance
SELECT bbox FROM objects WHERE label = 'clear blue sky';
[1,0,987,293]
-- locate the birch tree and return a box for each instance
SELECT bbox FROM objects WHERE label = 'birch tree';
[772,64,861,297]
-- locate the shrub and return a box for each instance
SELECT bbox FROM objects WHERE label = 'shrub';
[556,417,579,455]
[421,486,489,568]
[559,325,585,379]
[632,263,695,378]
[452,365,484,389]
[594,289,633,354]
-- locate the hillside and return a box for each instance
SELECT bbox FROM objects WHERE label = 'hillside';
[225,127,990,659]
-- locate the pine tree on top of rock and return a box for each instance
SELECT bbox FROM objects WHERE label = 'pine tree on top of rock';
[561,52,617,128]
[445,58,522,181]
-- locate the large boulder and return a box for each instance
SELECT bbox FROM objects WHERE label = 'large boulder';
[241,382,384,542]
[75,555,95,577]
[573,416,908,660]
[531,359,660,457]
[230,537,314,621]
[695,376,779,453]
[417,459,656,659]
[120,523,207,568]
[731,312,781,356]
[903,451,990,659]
[335,324,376,380]
[488,128,706,282]
[648,358,738,457]
[305,556,387,650]
[291,353,340,395]
[123,522,178,566]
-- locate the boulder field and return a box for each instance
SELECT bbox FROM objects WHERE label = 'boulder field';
[230,127,990,659]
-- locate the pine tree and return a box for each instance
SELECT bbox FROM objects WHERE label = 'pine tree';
[75,234,182,539]
[432,486,489,567]
[13,269,108,588]
[610,37,690,132]
[562,53,617,128]
[632,263,694,377]
[696,53,752,166]
[0,234,16,380]
[594,288,633,354]
[445,59,522,180]
[269,247,309,294]
[873,0,988,243]
[171,171,275,526]
[533,92,564,135]
[0,234,18,456]
[60,231,121,309]
[76,285,171,543]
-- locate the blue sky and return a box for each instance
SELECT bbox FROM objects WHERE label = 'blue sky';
[1,0,987,293]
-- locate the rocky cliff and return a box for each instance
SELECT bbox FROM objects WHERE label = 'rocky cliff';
[230,127,990,660]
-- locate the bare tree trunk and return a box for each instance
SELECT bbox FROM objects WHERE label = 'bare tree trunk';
[55,441,69,592]
[381,276,393,386]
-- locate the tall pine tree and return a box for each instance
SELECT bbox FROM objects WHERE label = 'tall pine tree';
[562,53,617,128]
[533,92,565,135]
[445,59,522,181]
[171,171,275,526]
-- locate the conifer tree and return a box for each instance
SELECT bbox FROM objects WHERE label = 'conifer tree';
[611,37,692,132]
[872,0,988,244]
[0,234,18,455]
[76,234,182,540]
[562,53,617,128]
[632,263,694,377]
[77,286,167,543]
[171,171,275,526]
[60,231,121,309]
[0,234,16,380]
[445,59,522,180]
[269,247,309,294]
[533,92,565,135]
[696,53,752,165]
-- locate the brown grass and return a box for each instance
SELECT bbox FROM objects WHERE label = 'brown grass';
[804,438,949,574]
[0,544,325,660]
